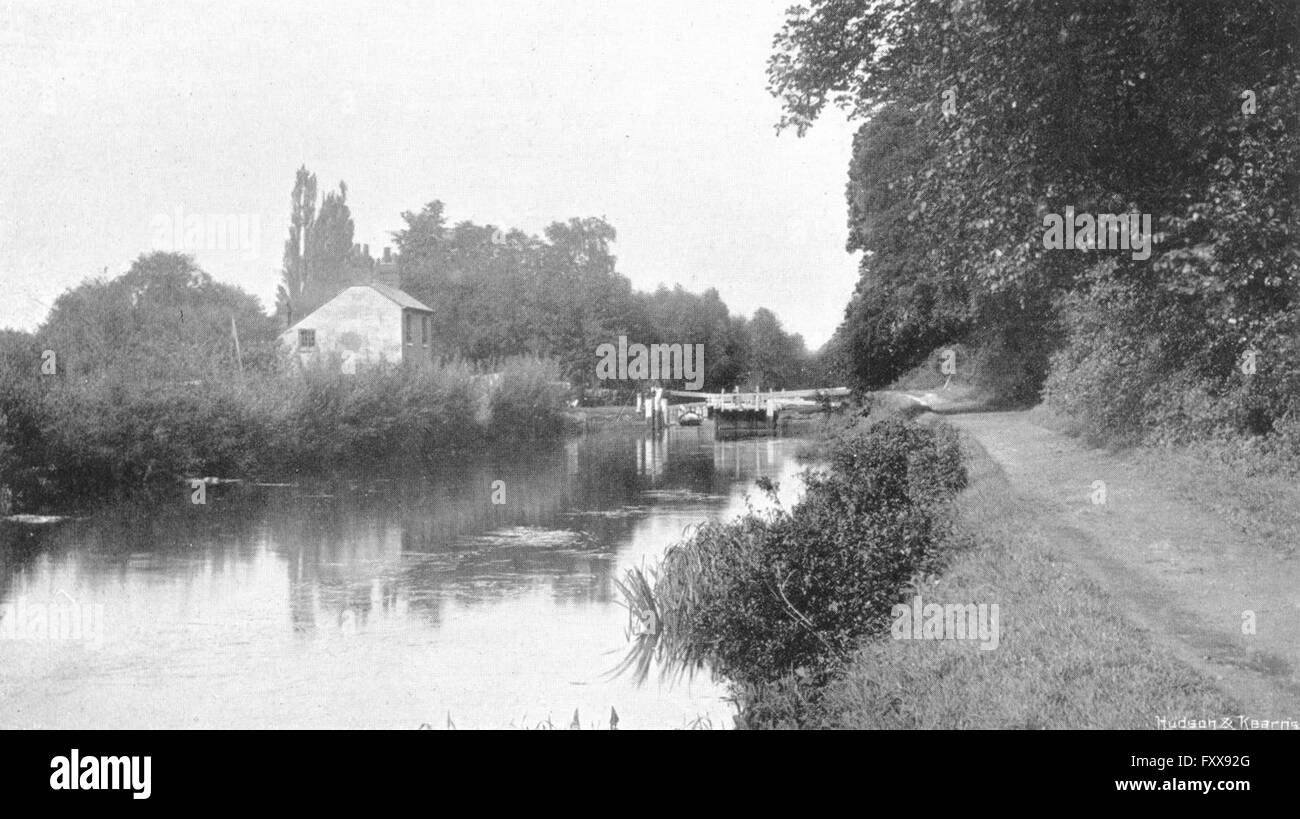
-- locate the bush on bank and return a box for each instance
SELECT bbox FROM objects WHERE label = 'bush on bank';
[270,362,485,469]
[1042,271,1300,468]
[487,355,567,441]
[617,417,968,709]
[0,349,566,509]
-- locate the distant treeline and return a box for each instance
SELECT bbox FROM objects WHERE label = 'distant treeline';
[276,167,817,392]
[775,1,1298,453]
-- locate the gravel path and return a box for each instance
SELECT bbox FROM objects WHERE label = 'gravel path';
[938,407,1300,724]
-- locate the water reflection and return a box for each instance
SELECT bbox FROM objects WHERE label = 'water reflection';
[0,427,808,729]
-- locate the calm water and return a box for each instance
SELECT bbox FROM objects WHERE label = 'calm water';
[0,427,811,729]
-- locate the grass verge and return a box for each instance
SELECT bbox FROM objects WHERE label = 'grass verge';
[763,428,1239,728]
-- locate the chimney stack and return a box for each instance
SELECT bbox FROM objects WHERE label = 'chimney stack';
[374,246,399,289]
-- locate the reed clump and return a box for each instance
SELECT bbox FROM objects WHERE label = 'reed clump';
[615,417,968,712]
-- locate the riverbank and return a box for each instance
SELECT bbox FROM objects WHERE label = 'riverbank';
[771,422,1241,728]
[617,412,970,718]
[739,399,1299,728]
[623,383,1299,728]
[0,355,567,514]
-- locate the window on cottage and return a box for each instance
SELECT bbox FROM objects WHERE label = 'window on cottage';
[298,329,316,349]
[405,313,413,344]
[421,315,429,345]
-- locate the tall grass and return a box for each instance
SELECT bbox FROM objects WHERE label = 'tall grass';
[0,354,566,510]
[487,355,567,440]
[615,417,969,702]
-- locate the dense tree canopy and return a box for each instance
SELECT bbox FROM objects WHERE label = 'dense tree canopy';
[39,251,281,381]
[391,199,814,390]
[773,0,1298,436]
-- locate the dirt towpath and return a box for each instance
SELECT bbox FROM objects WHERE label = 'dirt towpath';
[928,406,1300,724]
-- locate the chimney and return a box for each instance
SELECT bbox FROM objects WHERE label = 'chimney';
[374,246,399,289]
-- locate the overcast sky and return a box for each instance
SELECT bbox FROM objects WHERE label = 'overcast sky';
[0,0,861,348]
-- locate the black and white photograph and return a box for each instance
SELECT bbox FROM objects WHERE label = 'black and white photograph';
[0,0,1295,791]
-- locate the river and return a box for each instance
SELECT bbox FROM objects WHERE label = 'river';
[0,426,812,730]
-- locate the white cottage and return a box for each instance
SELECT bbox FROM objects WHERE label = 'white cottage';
[279,281,435,373]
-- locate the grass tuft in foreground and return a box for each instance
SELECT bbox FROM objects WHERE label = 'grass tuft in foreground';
[615,417,969,703]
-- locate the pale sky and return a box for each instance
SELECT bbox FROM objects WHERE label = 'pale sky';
[0,0,861,348]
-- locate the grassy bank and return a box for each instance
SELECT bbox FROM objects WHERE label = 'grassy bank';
[616,415,970,713]
[756,428,1238,728]
[635,338,1290,726]
[0,355,567,512]
[616,395,1244,728]
[779,397,1289,728]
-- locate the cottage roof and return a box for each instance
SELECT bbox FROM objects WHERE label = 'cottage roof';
[365,283,433,312]
[282,283,434,335]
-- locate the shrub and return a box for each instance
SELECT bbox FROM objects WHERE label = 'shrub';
[1044,269,1300,452]
[488,356,566,440]
[396,362,480,455]
[36,373,270,493]
[272,362,484,470]
[617,417,968,690]
[1041,279,1166,446]
[0,348,568,509]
